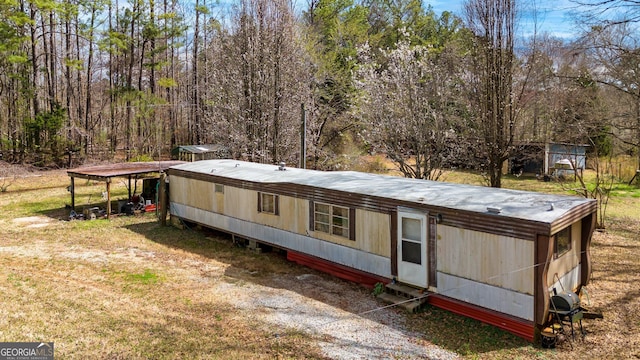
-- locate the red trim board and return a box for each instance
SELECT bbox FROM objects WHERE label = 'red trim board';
[286,250,535,342]
[428,294,535,342]
[286,251,389,289]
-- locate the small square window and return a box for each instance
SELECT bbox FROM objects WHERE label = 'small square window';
[554,227,571,258]
[215,184,224,193]
[258,192,278,215]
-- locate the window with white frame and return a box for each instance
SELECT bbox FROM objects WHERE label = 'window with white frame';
[313,202,352,239]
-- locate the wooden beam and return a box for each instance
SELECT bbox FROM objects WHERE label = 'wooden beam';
[66,173,110,182]
[159,173,167,226]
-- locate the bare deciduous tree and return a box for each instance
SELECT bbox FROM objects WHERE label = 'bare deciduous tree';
[576,24,640,169]
[356,40,465,180]
[464,0,517,187]
[201,0,310,165]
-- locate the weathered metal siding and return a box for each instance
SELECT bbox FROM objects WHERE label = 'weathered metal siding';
[438,225,535,295]
[356,210,391,258]
[215,191,224,212]
[170,176,216,212]
[170,203,392,278]
[547,221,582,290]
[171,176,392,258]
[435,225,536,321]
[437,273,534,321]
[548,264,581,294]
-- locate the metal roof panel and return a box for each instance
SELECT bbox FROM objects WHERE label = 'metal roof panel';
[170,159,595,224]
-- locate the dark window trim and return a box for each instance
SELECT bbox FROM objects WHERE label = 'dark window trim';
[554,226,571,259]
[257,192,279,215]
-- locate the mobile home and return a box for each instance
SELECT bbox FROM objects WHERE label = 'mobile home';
[167,159,597,341]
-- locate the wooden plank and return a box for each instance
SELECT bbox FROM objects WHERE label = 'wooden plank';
[376,292,425,313]
[385,282,426,298]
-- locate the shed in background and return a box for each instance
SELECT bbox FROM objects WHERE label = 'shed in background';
[510,142,588,176]
[171,144,229,162]
[545,143,587,175]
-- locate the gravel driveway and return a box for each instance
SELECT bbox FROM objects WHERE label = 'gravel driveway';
[215,272,459,359]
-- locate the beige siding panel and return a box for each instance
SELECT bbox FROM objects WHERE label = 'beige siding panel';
[438,225,534,295]
[170,177,215,211]
[221,186,391,257]
[169,176,186,204]
[356,210,391,258]
[294,198,307,234]
[547,221,582,288]
[221,188,302,233]
[174,181,391,258]
[215,193,224,212]
[193,179,215,211]
[224,187,255,220]
[305,208,390,257]
[256,195,301,232]
[548,264,581,294]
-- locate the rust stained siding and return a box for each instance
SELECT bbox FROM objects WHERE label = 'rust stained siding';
[168,168,550,240]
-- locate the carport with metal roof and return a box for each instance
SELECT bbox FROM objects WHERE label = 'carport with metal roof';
[67,161,184,219]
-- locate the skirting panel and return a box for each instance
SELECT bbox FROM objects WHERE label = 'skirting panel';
[437,272,534,321]
[171,203,392,279]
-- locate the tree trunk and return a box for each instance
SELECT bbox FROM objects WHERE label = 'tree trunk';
[85,7,97,156]
[192,0,201,144]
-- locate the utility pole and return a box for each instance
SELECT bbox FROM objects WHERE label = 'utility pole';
[300,103,306,169]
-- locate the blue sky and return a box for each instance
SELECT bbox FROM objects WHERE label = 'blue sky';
[429,0,582,39]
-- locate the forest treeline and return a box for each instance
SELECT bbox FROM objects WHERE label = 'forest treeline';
[0,0,638,187]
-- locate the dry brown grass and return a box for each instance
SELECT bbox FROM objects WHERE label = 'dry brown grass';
[0,170,326,359]
[0,165,638,359]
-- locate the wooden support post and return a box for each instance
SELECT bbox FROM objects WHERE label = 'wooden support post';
[128,175,132,199]
[106,180,111,219]
[70,177,75,210]
[159,173,167,226]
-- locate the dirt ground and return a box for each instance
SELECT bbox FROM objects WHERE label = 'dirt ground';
[0,165,638,359]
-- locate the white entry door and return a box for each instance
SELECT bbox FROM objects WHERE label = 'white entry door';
[397,210,428,288]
